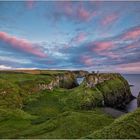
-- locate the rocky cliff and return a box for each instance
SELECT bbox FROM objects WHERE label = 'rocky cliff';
[81,73,133,109]
[137,92,140,107]
[37,71,133,109]
[38,71,78,90]
[73,70,89,77]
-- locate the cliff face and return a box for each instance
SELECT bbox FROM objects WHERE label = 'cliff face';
[82,73,133,109]
[73,70,89,77]
[38,71,78,90]
[137,92,140,107]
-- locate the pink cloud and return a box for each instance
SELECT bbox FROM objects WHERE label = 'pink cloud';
[0,32,47,58]
[26,0,35,9]
[72,32,87,43]
[92,41,114,52]
[127,45,136,49]
[57,2,96,22]
[100,51,120,59]
[114,62,140,73]
[77,7,96,21]
[80,55,93,66]
[122,27,140,40]
[102,13,118,26]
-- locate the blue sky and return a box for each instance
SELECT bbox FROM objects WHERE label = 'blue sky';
[0,1,140,73]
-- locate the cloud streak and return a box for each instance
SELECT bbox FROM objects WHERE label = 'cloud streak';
[0,32,47,58]
[122,26,140,40]
[80,55,93,66]
[71,32,87,44]
[92,41,114,52]
[52,1,97,22]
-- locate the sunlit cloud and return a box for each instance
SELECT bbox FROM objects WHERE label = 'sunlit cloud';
[0,65,13,70]
[101,13,118,26]
[121,26,140,40]
[114,62,140,73]
[0,32,47,58]
[80,55,93,66]
[71,32,87,44]
[91,41,114,52]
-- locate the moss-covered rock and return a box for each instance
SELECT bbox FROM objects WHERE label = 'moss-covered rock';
[82,73,133,109]
[57,72,78,89]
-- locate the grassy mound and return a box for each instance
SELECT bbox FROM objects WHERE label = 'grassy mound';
[86,108,140,139]
[0,107,114,139]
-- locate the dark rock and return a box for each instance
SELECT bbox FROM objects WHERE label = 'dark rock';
[129,84,134,87]
[137,92,140,107]
[73,70,89,77]
[38,71,79,90]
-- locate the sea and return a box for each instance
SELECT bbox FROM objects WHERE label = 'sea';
[123,74,140,112]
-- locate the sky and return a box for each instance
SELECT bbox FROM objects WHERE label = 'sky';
[0,1,140,73]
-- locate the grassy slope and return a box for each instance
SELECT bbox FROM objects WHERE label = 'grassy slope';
[0,107,114,139]
[86,108,140,139]
[0,71,114,138]
[0,88,114,138]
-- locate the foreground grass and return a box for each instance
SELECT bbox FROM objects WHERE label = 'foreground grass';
[0,72,114,138]
[86,108,140,139]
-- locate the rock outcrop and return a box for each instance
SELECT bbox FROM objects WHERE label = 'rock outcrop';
[73,70,89,77]
[82,73,133,109]
[38,71,78,90]
[35,71,134,110]
[137,92,140,107]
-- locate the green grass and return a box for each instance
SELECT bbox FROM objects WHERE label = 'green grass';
[86,108,140,139]
[0,71,115,138]
[0,108,114,139]
[0,86,114,139]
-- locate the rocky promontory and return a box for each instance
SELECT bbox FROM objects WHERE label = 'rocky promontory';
[80,73,134,109]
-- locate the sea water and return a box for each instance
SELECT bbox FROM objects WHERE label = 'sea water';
[123,74,140,112]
